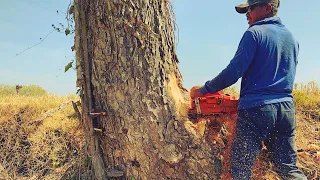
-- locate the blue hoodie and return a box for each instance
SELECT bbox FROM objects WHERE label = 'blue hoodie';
[200,17,299,110]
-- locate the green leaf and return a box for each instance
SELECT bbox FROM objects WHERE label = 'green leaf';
[64,62,73,72]
[65,28,71,36]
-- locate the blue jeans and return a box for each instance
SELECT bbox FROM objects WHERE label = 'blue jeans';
[231,101,307,180]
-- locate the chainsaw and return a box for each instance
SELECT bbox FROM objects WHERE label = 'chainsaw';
[188,91,239,123]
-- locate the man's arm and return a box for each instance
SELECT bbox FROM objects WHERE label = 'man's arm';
[200,31,258,95]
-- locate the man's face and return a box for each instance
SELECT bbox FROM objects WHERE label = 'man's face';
[246,3,271,25]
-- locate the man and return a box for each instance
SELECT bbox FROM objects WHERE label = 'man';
[190,0,307,179]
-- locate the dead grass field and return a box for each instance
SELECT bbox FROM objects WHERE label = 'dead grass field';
[0,85,91,180]
[0,84,319,179]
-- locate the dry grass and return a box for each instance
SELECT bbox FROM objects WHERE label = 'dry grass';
[223,86,240,97]
[1,83,319,179]
[294,81,320,121]
[0,85,92,180]
[0,85,47,97]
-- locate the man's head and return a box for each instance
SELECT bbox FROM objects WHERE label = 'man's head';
[235,0,280,25]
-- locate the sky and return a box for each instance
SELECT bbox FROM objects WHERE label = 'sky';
[1,0,319,95]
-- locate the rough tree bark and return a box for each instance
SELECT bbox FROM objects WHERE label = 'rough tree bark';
[74,0,234,179]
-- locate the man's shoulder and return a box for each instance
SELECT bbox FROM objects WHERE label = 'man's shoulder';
[246,23,284,39]
[242,27,259,40]
[247,21,294,39]
[247,24,266,34]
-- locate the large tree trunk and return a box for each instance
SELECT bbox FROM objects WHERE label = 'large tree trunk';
[74,0,232,179]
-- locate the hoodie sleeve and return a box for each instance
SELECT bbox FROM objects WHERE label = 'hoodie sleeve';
[200,31,257,94]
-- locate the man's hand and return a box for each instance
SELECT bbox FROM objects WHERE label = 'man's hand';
[190,86,205,99]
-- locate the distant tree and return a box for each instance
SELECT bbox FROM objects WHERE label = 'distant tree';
[16,85,23,95]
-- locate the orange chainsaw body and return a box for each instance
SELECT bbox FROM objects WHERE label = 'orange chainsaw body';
[188,91,239,120]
